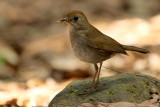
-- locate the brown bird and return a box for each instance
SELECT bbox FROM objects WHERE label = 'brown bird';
[59,10,149,91]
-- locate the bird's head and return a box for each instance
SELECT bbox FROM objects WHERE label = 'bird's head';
[59,10,89,29]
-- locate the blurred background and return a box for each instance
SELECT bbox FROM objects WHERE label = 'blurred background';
[0,0,160,106]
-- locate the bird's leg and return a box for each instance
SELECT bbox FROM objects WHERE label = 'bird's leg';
[79,64,98,95]
[80,63,101,95]
[90,64,99,89]
[95,62,102,87]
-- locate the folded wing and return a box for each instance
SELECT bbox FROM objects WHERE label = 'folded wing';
[85,29,127,55]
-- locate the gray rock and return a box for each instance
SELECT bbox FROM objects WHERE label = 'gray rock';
[49,73,160,107]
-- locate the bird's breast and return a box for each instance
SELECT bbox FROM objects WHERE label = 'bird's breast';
[70,31,113,63]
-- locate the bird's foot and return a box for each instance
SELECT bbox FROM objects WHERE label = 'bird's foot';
[94,82,99,88]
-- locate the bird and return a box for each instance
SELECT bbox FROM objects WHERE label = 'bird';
[59,10,149,91]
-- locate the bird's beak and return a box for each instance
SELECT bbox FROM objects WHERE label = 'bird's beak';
[59,17,71,23]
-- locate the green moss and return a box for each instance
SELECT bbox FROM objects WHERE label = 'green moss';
[107,91,117,95]
[144,95,147,99]
[126,89,136,94]
[143,80,150,88]
[127,98,134,102]
[127,94,141,102]
[133,95,141,101]
[70,88,78,95]
[132,85,137,88]
[146,81,150,86]
[100,77,104,80]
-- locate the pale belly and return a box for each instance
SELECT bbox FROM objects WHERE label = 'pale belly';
[70,37,113,64]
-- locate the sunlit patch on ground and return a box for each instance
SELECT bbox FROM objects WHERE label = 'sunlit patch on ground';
[0,78,72,106]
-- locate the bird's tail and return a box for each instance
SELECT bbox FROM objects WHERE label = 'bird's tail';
[122,45,149,54]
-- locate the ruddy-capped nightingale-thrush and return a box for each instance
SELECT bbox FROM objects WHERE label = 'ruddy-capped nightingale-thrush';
[59,10,149,91]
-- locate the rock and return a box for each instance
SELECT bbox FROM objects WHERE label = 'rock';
[49,73,160,107]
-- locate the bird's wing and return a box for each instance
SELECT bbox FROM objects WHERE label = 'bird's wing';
[85,29,127,54]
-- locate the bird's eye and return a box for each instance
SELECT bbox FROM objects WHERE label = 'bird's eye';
[74,17,78,21]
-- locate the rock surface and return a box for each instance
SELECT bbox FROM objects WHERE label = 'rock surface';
[49,73,160,107]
